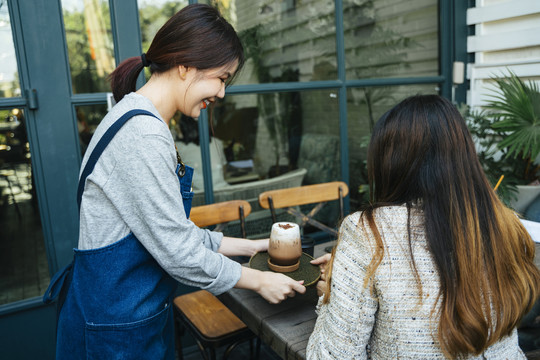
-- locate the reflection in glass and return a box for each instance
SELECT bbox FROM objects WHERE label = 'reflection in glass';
[347,84,439,209]
[138,1,187,51]
[343,0,439,79]
[0,1,21,98]
[0,108,48,305]
[76,103,108,155]
[62,0,115,94]
[138,0,188,81]
[200,0,338,84]
[173,90,341,237]
[212,90,340,183]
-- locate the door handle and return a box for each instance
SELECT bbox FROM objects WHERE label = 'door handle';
[26,88,38,110]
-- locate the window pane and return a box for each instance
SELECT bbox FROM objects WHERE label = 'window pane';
[0,108,48,305]
[174,90,341,238]
[76,103,108,155]
[201,0,338,84]
[138,0,188,80]
[0,1,21,98]
[213,90,341,184]
[344,0,439,79]
[138,1,187,51]
[62,0,115,94]
[347,84,439,209]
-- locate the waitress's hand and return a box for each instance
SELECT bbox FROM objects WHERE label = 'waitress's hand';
[310,253,332,297]
[236,267,306,304]
[219,237,268,257]
[257,271,306,304]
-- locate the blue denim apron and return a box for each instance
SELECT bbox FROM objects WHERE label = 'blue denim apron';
[43,109,194,359]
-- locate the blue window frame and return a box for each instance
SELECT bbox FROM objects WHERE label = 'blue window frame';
[191,0,467,213]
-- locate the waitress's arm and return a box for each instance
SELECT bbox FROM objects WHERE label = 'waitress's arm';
[217,236,268,257]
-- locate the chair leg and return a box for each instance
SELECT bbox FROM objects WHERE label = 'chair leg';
[223,340,242,360]
[219,335,260,360]
[222,335,260,360]
[174,313,185,360]
[254,337,261,360]
[175,314,215,360]
[208,347,216,360]
[193,339,214,360]
[247,337,261,360]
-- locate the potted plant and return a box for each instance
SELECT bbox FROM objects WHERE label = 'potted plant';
[466,71,540,214]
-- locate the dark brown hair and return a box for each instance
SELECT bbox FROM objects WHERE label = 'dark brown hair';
[324,95,540,358]
[109,4,244,102]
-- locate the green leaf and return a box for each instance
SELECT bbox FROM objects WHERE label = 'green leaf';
[486,71,540,160]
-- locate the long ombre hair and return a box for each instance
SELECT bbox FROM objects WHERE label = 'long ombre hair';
[324,95,540,358]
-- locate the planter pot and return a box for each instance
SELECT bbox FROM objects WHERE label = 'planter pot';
[509,185,540,214]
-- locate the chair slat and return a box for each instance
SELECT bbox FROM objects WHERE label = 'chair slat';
[189,200,251,228]
[259,181,349,209]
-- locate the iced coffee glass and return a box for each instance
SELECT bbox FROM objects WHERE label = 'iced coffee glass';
[268,222,302,272]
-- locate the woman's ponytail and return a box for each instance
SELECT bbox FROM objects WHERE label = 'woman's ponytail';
[108,56,145,103]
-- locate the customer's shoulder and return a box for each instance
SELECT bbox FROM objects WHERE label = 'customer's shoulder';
[342,205,424,245]
[346,204,413,225]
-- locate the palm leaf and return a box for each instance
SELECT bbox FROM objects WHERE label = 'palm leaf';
[487,71,540,160]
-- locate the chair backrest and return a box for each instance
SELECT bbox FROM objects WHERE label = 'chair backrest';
[189,200,252,238]
[258,181,349,237]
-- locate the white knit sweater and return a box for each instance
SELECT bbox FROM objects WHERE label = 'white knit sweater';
[307,205,525,359]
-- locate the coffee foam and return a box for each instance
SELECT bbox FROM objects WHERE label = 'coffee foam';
[270,222,300,242]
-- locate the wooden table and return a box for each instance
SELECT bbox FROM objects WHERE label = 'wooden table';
[221,243,540,360]
[219,285,319,360]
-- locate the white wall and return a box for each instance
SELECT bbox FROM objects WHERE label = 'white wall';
[467,0,540,109]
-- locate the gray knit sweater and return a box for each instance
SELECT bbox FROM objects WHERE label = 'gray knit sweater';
[78,93,241,295]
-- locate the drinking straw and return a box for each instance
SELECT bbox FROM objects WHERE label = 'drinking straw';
[494,175,504,192]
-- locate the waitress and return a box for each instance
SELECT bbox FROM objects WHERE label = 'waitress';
[44,4,305,359]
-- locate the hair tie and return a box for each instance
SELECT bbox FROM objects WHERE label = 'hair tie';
[141,53,150,67]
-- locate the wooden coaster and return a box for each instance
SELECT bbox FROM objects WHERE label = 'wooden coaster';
[267,258,300,273]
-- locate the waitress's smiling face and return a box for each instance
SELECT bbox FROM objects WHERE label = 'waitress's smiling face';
[178,60,239,118]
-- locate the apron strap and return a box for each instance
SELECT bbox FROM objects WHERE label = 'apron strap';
[43,261,74,322]
[77,109,160,210]
[43,261,74,304]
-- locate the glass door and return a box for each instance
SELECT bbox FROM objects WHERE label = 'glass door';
[62,0,116,155]
[0,1,143,358]
[0,0,48,306]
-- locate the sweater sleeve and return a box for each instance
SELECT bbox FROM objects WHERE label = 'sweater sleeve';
[100,121,241,295]
[307,212,378,359]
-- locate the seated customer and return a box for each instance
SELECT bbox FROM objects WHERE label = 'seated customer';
[307,95,540,359]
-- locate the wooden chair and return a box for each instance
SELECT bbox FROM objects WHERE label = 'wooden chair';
[174,200,260,360]
[189,200,251,238]
[258,181,349,238]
